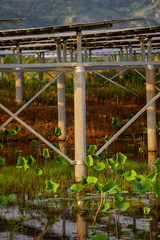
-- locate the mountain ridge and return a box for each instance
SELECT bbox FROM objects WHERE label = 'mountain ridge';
[0,0,160,30]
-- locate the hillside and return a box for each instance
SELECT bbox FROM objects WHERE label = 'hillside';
[0,0,160,30]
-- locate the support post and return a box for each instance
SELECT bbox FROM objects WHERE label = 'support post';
[38,52,43,81]
[74,31,86,182]
[129,45,132,61]
[70,49,73,62]
[56,41,66,140]
[146,65,157,169]
[125,46,128,61]
[147,38,152,61]
[140,38,145,61]
[15,46,23,105]
[120,48,123,61]
[63,40,67,62]
[84,47,88,62]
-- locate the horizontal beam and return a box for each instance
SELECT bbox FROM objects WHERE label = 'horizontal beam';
[0,61,160,71]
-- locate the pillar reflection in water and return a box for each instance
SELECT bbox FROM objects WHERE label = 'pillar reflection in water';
[149,193,158,239]
[76,193,88,240]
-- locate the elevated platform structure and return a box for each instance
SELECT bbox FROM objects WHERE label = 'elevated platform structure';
[0,18,159,180]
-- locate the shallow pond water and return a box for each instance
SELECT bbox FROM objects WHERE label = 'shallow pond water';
[1,136,160,239]
[1,135,152,165]
[0,193,160,240]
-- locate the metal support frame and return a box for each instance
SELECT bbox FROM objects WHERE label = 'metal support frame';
[92,70,137,95]
[74,31,87,182]
[84,47,88,62]
[56,41,66,140]
[140,38,145,61]
[38,52,44,81]
[95,90,160,156]
[0,70,74,164]
[129,45,133,61]
[125,46,129,61]
[147,38,152,62]
[70,49,73,62]
[15,46,23,104]
[0,71,63,131]
[63,40,67,62]
[25,72,43,83]
[146,65,157,168]
[0,103,74,165]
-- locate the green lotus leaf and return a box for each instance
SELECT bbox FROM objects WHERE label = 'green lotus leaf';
[85,155,93,167]
[45,180,59,193]
[56,155,65,163]
[100,202,110,212]
[11,130,17,136]
[43,148,50,159]
[98,151,106,159]
[86,176,98,184]
[0,195,7,205]
[88,145,97,155]
[27,155,36,165]
[16,156,29,170]
[133,179,151,194]
[53,127,61,137]
[125,170,137,181]
[139,147,143,153]
[80,176,87,186]
[94,162,106,171]
[30,139,39,146]
[108,158,118,171]
[116,152,127,165]
[15,125,21,131]
[102,180,116,193]
[8,194,15,203]
[34,168,43,176]
[70,184,82,193]
[111,117,120,127]
[0,156,5,166]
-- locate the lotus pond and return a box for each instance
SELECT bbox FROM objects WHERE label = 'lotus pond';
[0,133,160,239]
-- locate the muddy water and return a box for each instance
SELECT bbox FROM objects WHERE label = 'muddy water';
[1,136,160,239]
[0,193,159,240]
[1,136,153,165]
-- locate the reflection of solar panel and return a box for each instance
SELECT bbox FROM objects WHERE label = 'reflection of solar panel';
[0,19,26,24]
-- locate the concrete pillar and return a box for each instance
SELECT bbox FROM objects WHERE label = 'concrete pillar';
[147,38,152,62]
[12,49,16,64]
[140,38,145,61]
[63,40,67,62]
[120,48,123,61]
[74,50,77,62]
[129,45,132,61]
[15,46,23,105]
[84,47,88,62]
[70,49,73,62]
[89,49,91,62]
[146,65,157,169]
[56,42,66,140]
[74,31,86,182]
[125,46,129,61]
